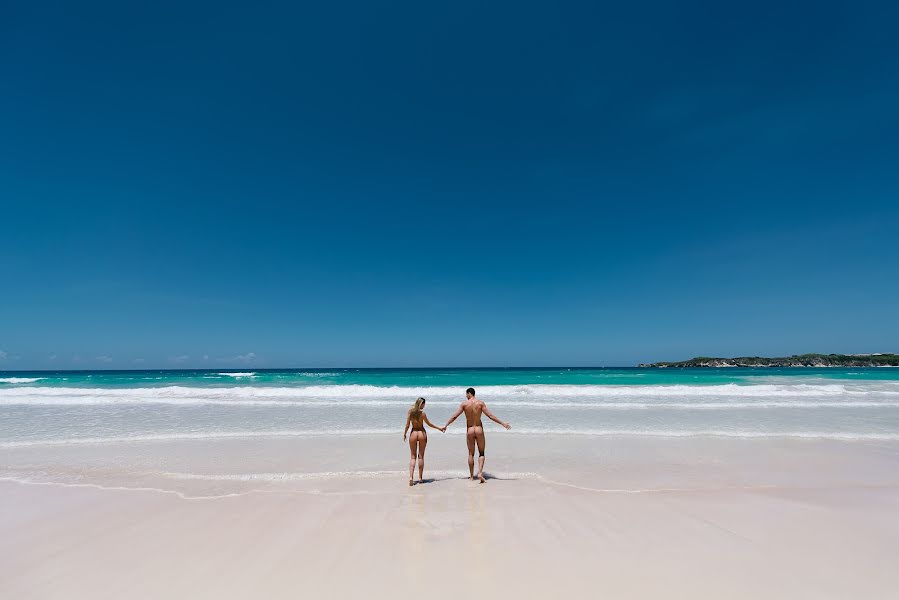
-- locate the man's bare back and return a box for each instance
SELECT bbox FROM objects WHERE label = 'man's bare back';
[444,388,511,483]
[461,398,485,427]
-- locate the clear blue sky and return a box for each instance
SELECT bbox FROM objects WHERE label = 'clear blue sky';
[2,1,898,369]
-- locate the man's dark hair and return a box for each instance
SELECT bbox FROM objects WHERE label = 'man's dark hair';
[466,387,476,397]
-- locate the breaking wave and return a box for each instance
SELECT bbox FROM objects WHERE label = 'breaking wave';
[2,382,899,408]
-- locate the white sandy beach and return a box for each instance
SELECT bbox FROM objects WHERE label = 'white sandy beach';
[3,435,899,599]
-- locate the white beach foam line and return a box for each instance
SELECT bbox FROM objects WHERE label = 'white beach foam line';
[4,383,899,402]
[155,470,831,496]
[0,377,45,384]
[0,476,259,501]
[5,395,899,409]
[5,428,899,448]
[0,429,387,447]
[160,469,541,482]
[4,382,899,408]
[0,473,809,501]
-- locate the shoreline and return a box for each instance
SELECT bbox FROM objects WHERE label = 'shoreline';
[5,434,899,496]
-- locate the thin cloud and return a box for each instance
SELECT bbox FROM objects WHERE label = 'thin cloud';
[133,358,146,364]
[96,355,113,363]
[214,352,258,363]
[169,355,190,363]
[0,350,7,360]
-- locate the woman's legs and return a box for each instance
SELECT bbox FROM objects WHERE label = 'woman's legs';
[408,434,418,484]
[417,432,428,481]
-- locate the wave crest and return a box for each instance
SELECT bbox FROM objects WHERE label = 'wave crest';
[2,382,898,407]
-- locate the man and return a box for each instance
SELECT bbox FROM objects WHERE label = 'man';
[444,387,511,483]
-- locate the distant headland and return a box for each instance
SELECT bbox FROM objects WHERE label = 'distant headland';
[639,353,899,368]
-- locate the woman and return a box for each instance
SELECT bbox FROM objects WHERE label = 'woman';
[403,397,445,486]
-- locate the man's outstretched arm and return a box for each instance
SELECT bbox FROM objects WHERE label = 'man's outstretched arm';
[444,404,464,428]
[482,404,511,430]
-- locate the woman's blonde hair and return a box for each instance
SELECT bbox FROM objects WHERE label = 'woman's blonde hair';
[411,397,426,419]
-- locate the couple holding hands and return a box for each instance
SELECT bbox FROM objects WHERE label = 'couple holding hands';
[402,387,511,486]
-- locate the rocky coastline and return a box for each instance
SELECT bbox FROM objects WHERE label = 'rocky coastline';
[639,353,899,368]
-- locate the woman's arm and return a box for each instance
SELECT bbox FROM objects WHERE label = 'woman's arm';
[422,412,446,432]
[482,403,511,430]
[403,411,411,441]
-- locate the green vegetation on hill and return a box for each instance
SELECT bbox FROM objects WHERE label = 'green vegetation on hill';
[639,353,899,368]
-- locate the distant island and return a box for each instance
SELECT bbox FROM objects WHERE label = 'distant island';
[639,353,899,368]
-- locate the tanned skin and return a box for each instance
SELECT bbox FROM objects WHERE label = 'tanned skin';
[444,389,511,483]
[403,400,445,486]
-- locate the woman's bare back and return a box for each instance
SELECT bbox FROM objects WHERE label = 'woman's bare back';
[409,409,426,431]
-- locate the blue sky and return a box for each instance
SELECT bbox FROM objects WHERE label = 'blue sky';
[2,1,898,369]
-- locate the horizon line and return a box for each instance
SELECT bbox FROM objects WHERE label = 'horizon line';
[2,365,635,373]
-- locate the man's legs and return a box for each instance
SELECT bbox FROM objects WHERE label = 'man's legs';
[466,428,476,480]
[474,426,486,483]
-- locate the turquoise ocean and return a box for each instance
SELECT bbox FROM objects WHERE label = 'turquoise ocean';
[3,368,899,447]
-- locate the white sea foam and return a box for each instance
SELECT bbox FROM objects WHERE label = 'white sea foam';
[0,476,250,501]
[1,382,897,399]
[294,372,341,377]
[3,393,899,409]
[2,382,899,407]
[0,473,789,500]
[0,472,790,497]
[0,430,385,447]
[5,382,898,448]
[0,377,45,384]
[217,372,256,378]
[5,428,898,448]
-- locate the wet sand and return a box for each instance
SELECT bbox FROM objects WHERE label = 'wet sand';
[3,436,899,599]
